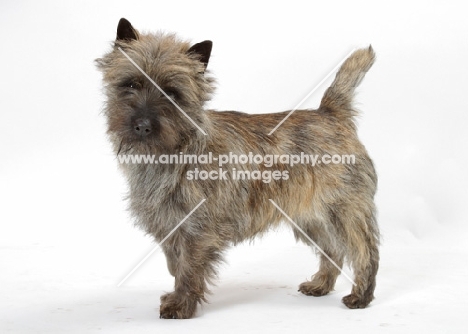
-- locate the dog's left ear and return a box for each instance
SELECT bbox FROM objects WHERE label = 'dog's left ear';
[188,41,212,70]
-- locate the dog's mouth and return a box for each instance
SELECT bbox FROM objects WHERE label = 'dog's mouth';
[116,135,158,156]
[116,138,132,156]
[110,110,195,156]
[114,123,179,157]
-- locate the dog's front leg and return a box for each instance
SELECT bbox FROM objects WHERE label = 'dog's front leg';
[159,232,222,319]
[162,244,179,277]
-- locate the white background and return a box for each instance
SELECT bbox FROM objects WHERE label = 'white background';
[1,0,467,333]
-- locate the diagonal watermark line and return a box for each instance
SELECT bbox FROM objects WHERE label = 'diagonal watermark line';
[118,47,208,136]
[117,198,206,287]
[268,48,357,136]
[269,199,356,286]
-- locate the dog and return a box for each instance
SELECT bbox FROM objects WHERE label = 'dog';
[96,18,379,319]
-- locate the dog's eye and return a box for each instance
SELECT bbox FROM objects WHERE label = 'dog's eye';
[164,88,180,101]
[121,80,142,90]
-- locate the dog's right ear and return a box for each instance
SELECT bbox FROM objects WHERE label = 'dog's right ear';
[116,18,138,41]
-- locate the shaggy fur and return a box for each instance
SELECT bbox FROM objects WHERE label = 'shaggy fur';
[96,18,379,319]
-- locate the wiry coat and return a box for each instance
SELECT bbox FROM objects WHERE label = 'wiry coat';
[97,18,379,319]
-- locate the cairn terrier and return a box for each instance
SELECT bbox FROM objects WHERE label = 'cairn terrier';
[96,18,379,319]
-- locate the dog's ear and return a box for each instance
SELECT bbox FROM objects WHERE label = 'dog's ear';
[116,18,138,41]
[188,41,212,70]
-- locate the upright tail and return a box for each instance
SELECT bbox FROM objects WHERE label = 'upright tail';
[320,46,375,119]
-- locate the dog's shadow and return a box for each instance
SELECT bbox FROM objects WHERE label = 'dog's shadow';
[201,281,339,315]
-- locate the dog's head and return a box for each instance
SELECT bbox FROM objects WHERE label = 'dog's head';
[96,18,214,154]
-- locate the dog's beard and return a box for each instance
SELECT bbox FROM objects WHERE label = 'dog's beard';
[115,133,160,156]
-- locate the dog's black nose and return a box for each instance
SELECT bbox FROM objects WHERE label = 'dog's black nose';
[133,118,152,136]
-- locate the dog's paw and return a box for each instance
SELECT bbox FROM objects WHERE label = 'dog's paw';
[298,281,332,297]
[159,292,197,319]
[342,293,372,309]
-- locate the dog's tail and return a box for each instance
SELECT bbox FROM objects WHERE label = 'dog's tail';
[320,46,375,119]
